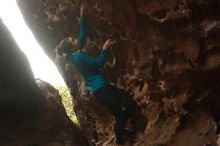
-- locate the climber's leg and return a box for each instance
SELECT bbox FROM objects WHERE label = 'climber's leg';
[110,85,137,117]
[93,85,121,116]
[93,85,128,145]
[115,108,129,145]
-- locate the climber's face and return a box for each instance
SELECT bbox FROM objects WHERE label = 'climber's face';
[56,37,81,56]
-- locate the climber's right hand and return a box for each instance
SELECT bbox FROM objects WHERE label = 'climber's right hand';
[103,39,112,50]
[80,3,86,17]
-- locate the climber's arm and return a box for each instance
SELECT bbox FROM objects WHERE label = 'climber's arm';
[85,39,112,68]
[77,3,87,48]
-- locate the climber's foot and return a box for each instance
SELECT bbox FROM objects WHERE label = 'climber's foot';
[124,128,136,137]
[124,130,133,141]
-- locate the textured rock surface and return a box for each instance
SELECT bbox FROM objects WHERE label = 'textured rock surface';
[0,20,89,146]
[17,0,220,145]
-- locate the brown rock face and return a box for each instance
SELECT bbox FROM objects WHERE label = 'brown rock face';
[17,0,220,145]
[0,20,89,146]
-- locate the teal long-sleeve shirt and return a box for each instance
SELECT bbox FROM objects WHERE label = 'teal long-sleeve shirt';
[77,17,87,48]
[71,50,109,92]
[71,17,108,92]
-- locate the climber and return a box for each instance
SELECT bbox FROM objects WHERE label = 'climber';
[56,3,136,146]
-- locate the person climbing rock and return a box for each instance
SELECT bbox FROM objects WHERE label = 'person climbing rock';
[56,3,137,146]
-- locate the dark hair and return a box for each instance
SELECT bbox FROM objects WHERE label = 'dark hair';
[56,38,74,55]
